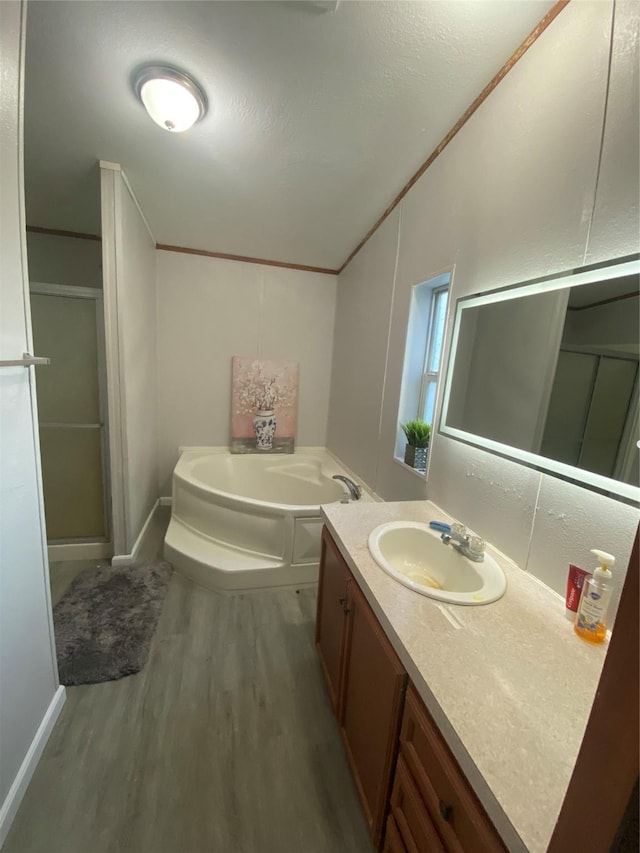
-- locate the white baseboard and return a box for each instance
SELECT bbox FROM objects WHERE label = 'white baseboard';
[111,500,159,567]
[48,541,113,563]
[0,685,66,846]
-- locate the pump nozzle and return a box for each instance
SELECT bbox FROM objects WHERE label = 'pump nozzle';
[590,548,615,580]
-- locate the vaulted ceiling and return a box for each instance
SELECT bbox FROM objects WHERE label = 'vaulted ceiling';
[24,0,557,269]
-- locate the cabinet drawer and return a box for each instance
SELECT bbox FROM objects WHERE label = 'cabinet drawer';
[400,685,506,853]
[383,814,408,853]
[391,755,445,853]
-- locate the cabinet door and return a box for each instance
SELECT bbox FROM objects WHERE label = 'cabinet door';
[400,686,506,853]
[340,580,408,847]
[315,527,351,713]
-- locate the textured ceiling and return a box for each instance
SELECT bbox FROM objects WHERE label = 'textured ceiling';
[24,0,557,269]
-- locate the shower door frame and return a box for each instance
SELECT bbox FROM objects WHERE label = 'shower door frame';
[543,343,640,483]
[29,281,113,560]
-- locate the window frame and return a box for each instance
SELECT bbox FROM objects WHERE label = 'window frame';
[394,268,453,475]
[418,283,449,426]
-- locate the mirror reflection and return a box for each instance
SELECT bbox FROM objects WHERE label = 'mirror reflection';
[442,257,640,492]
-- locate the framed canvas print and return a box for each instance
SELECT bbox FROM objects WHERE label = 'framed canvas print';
[230,357,299,453]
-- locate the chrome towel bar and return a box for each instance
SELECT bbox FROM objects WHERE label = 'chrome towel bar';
[0,352,50,368]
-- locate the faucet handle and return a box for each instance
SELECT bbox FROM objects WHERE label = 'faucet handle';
[451,522,467,537]
[467,536,486,559]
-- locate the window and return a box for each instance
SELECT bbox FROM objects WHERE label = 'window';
[419,284,449,425]
[395,271,451,469]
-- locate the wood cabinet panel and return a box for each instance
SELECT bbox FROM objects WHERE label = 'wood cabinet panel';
[391,755,445,853]
[340,579,408,846]
[400,685,506,853]
[315,528,351,713]
[383,815,407,853]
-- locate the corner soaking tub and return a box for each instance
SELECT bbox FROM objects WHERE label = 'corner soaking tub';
[164,447,367,591]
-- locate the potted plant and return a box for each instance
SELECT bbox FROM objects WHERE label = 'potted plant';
[401,419,431,470]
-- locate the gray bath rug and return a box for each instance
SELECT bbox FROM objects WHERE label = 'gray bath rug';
[53,561,172,686]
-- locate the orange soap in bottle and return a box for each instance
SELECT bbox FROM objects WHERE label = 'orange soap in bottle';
[574,549,615,644]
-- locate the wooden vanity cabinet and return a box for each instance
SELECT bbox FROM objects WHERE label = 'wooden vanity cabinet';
[315,528,352,713]
[340,576,408,845]
[317,527,506,853]
[316,526,407,846]
[383,814,407,853]
[386,755,445,852]
[387,684,507,853]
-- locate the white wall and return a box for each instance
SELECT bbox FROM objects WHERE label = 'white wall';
[327,209,399,489]
[26,231,102,288]
[563,298,639,350]
[0,0,63,841]
[118,178,158,552]
[156,251,337,493]
[326,0,640,616]
[101,164,158,556]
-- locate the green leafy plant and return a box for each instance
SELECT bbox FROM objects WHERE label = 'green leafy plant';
[401,419,431,447]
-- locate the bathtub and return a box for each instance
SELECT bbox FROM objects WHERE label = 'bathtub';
[164,447,368,591]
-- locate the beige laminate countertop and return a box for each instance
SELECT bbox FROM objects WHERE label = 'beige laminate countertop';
[321,500,608,853]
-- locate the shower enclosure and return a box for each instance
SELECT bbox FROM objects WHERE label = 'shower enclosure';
[29,282,111,559]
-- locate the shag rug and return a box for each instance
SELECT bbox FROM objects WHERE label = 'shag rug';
[53,561,172,686]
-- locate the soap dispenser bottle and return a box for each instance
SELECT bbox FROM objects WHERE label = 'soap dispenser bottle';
[574,549,615,644]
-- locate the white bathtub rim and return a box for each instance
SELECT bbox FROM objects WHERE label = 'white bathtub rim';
[175,445,377,505]
[166,447,376,592]
[179,444,329,456]
[173,447,372,512]
[175,474,349,516]
[175,474,340,515]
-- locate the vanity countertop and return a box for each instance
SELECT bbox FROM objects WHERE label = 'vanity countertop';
[321,499,608,853]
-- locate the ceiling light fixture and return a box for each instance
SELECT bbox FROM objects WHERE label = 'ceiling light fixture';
[133,65,207,133]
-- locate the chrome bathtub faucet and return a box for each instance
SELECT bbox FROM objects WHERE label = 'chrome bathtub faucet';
[332,475,362,501]
[441,522,485,562]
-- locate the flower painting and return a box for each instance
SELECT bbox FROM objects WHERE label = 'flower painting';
[230,357,299,453]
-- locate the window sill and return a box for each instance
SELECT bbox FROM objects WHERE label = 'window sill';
[393,456,427,480]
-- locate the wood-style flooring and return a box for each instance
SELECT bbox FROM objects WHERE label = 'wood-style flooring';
[4,510,372,853]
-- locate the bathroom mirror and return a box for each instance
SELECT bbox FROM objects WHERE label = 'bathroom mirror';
[440,255,640,503]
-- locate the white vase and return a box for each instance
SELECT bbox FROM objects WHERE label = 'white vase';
[253,409,276,450]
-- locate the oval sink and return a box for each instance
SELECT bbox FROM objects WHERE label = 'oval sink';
[368,521,506,605]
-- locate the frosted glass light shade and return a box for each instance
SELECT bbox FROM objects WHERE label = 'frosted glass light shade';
[134,65,207,133]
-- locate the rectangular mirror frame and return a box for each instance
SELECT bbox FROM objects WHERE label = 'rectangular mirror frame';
[439,254,640,505]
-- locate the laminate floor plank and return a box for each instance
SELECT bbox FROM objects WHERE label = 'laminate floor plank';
[5,519,372,853]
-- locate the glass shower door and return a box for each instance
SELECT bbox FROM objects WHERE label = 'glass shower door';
[541,348,639,480]
[30,288,108,542]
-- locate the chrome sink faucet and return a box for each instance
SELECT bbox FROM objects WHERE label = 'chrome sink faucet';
[441,523,485,562]
[332,475,362,501]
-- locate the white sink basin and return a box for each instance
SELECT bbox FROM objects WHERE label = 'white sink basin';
[368,521,506,606]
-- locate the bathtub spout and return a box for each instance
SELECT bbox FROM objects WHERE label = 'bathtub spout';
[332,475,362,501]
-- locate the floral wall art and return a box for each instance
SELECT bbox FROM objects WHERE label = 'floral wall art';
[230,357,299,453]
